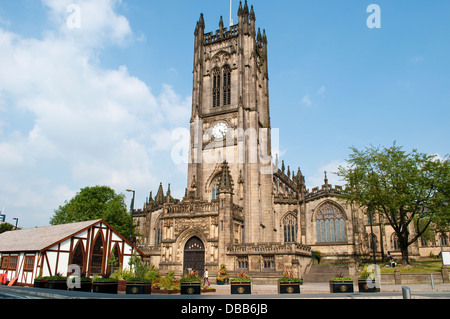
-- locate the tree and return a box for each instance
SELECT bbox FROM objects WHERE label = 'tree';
[50,185,135,239]
[0,223,15,234]
[337,143,449,265]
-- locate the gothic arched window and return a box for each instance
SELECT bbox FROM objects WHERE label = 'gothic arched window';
[108,243,121,273]
[223,66,231,106]
[70,240,85,270]
[90,231,104,275]
[212,68,221,108]
[283,214,298,243]
[315,202,346,243]
[391,233,400,250]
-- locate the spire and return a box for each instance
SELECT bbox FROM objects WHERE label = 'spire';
[199,13,205,29]
[238,1,243,17]
[324,171,329,185]
[155,182,165,204]
[219,161,233,193]
[195,13,205,36]
[249,5,255,21]
[243,0,249,22]
[219,15,224,30]
[166,183,171,204]
[281,160,285,173]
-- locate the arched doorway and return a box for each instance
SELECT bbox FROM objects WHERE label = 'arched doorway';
[183,237,205,277]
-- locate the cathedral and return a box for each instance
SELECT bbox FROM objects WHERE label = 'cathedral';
[133,2,448,283]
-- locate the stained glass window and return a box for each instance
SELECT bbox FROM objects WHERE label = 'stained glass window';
[315,202,346,243]
[283,214,298,243]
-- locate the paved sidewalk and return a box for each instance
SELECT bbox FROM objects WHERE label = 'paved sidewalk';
[1,282,449,299]
[208,282,450,295]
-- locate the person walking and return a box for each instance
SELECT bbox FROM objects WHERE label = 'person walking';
[204,268,210,286]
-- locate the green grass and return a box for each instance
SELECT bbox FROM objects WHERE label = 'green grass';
[361,260,443,274]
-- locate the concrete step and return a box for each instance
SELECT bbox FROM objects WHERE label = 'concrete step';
[303,264,349,283]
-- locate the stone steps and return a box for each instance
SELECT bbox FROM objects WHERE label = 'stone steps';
[303,263,349,283]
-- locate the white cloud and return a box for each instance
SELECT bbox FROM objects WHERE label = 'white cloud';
[301,94,312,107]
[0,1,190,228]
[317,86,326,96]
[42,0,133,47]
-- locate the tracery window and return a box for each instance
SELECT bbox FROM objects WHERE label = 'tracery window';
[223,66,231,106]
[212,68,221,108]
[315,202,346,243]
[283,214,298,243]
[263,255,275,269]
[237,256,249,270]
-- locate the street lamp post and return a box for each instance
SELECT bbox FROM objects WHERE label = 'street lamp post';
[126,189,135,243]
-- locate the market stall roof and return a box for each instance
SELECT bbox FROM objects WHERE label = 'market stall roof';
[0,219,104,252]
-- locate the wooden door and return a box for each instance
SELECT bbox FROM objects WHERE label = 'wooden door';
[183,237,205,277]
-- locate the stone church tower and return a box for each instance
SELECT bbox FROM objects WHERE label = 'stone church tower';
[133,2,412,283]
[188,3,273,245]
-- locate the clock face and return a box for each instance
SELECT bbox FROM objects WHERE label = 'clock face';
[212,122,228,139]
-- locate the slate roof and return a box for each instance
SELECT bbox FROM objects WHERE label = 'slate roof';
[0,219,103,252]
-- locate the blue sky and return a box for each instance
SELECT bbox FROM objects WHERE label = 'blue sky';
[0,0,449,228]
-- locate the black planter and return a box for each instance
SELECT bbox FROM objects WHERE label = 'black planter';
[47,280,68,290]
[231,282,252,295]
[180,282,202,295]
[126,281,152,294]
[70,280,92,292]
[216,278,229,285]
[92,281,118,294]
[278,282,301,294]
[358,279,380,293]
[329,281,354,293]
[33,279,48,289]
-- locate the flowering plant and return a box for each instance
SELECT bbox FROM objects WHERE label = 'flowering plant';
[217,264,229,281]
[231,270,252,282]
[278,267,302,283]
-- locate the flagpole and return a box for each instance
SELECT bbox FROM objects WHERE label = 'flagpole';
[229,0,233,26]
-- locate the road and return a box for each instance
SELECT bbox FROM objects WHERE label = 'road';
[0,290,42,299]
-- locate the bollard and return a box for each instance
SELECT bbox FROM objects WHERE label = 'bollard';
[402,286,411,299]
